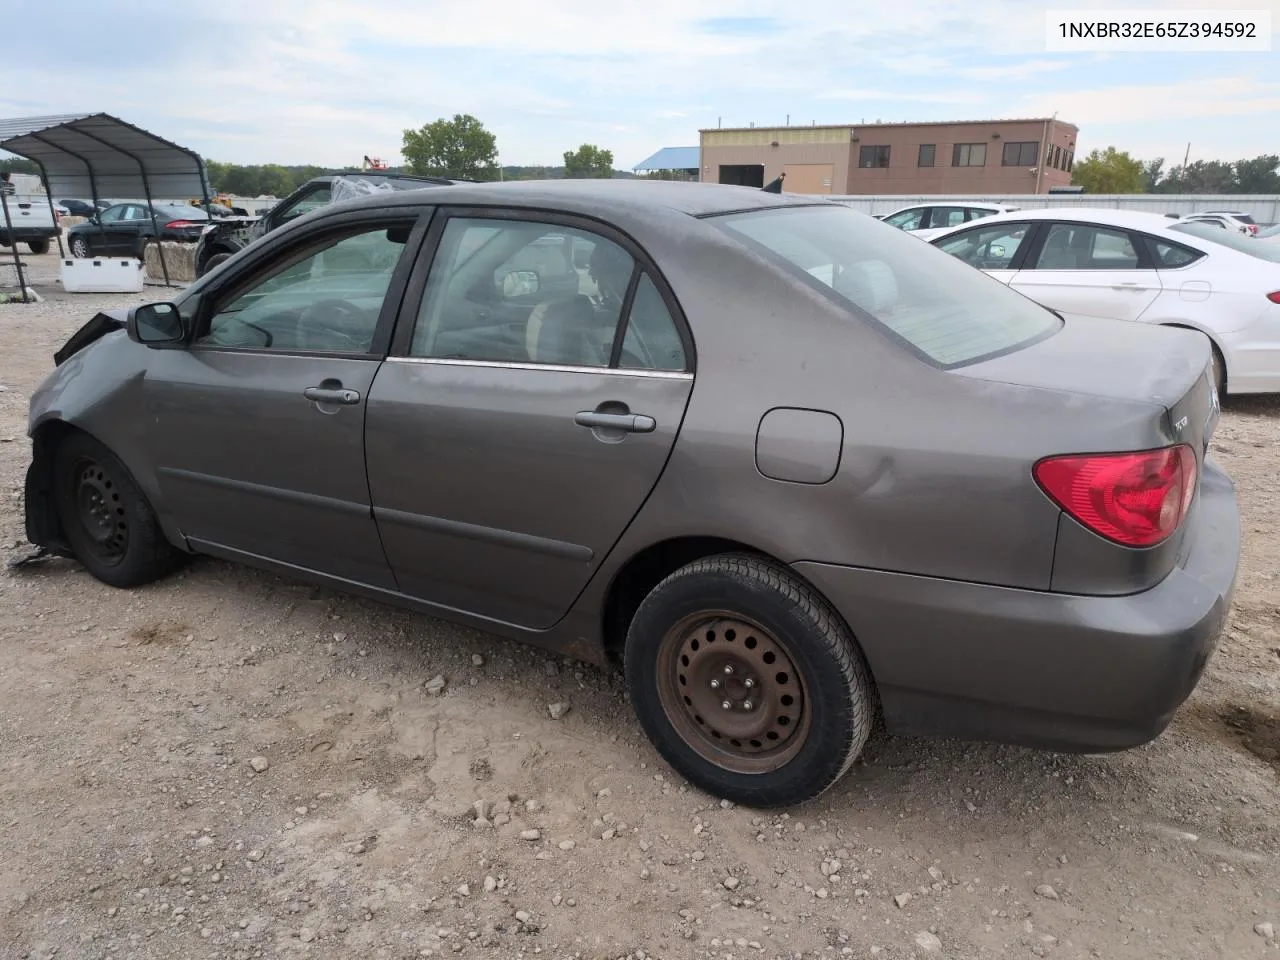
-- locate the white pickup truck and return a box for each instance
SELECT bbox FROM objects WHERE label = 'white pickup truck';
[0,173,59,254]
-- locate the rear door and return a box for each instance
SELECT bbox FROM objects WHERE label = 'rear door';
[365,210,694,629]
[1010,221,1162,322]
[931,220,1038,284]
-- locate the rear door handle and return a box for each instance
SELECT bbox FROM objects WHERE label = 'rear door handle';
[1112,282,1143,290]
[574,411,656,433]
[304,385,361,405]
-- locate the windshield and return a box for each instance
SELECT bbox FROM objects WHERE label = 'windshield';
[1169,222,1280,263]
[711,204,1061,367]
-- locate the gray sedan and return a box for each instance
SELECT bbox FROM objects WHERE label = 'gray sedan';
[23,181,1240,807]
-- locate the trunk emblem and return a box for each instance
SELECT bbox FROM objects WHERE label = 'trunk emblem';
[1174,416,1189,432]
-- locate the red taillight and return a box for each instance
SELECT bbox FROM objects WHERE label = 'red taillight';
[1248,224,1258,234]
[1034,445,1197,547]
[167,219,195,229]
[1267,291,1280,304]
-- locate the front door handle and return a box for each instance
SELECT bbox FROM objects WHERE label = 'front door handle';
[1112,282,1143,290]
[574,411,656,433]
[304,385,361,405]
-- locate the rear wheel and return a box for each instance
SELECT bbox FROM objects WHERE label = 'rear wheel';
[52,431,184,588]
[625,553,874,808]
[27,240,50,255]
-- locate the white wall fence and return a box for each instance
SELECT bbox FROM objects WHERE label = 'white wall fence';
[828,194,1280,224]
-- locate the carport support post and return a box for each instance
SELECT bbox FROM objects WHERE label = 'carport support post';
[0,187,31,304]
[138,169,172,287]
[35,163,65,257]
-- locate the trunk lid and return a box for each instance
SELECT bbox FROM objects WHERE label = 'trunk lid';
[957,315,1217,457]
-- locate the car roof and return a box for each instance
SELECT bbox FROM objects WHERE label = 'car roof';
[314,178,825,219]
[933,207,1195,231]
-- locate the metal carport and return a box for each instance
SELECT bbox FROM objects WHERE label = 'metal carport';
[0,113,213,298]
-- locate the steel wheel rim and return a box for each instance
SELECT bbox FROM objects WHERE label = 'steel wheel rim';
[72,457,128,564]
[656,611,811,775]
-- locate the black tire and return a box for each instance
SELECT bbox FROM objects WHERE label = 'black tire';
[201,251,233,276]
[624,553,875,808]
[52,431,185,588]
[27,240,50,255]
[69,235,90,259]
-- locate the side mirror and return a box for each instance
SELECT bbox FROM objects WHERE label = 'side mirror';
[128,302,186,346]
[501,269,540,298]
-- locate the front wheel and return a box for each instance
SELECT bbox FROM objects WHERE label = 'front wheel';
[52,431,185,588]
[625,553,875,808]
[200,251,233,276]
[70,235,90,258]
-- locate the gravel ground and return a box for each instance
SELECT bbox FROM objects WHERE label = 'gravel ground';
[1,248,1278,960]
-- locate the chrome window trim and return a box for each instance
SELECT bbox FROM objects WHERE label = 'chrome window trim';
[384,355,693,380]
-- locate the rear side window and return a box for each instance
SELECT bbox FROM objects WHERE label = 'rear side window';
[713,205,1060,368]
[1146,236,1204,268]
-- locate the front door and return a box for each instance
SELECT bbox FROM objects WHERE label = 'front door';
[1010,221,1162,322]
[143,212,426,588]
[365,212,694,629]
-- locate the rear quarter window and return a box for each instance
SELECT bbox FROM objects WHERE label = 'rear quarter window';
[712,205,1061,368]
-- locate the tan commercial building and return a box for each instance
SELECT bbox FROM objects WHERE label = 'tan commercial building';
[699,118,1079,195]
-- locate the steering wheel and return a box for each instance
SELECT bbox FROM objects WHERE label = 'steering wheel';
[298,298,368,351]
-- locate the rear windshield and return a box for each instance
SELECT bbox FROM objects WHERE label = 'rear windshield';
[1169,222,1280,263]
[711,204,1061,367]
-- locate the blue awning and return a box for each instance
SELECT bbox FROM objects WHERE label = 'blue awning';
[633,146,700,171]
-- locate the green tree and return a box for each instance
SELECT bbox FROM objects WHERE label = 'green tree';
[1139,157,1166,192]
[563,144,614,179]
[402,114,498,180]
[1070,147,1145,193]
[258,164,295,197]
[1232,154,1280,193]
[0,156,40,176]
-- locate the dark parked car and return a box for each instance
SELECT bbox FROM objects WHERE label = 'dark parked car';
[56,198,99,218]
[66,202,210,259]
[23,181,1239,807]
[193,172,458,277]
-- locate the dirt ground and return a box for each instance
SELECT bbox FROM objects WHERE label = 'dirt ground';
[1,247,1277,960]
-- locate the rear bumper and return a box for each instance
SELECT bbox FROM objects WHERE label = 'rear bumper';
[793,460,1240,753]
[0,226,57,242]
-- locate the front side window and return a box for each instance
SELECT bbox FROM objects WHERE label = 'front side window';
[918,144,936,167]
[99,205,126,223]
[196,223,411,353]
[859,145,890,168]
[714,206,1058,367]
[1033,223,1141,270]
[952,143,987,167]
[410,217,687,372]
[1002,142,1039,166]
[935,221,1033,270]
[883,207,926,230]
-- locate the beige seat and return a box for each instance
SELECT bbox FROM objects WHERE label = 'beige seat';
[525,295,603,366]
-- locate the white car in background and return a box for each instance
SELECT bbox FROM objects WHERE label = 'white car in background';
[879,201,1019,241]
[928,208,1280,395]
[1179,211,1258,236]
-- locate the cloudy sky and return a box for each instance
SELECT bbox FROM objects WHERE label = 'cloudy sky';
[2,0,1277,170]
